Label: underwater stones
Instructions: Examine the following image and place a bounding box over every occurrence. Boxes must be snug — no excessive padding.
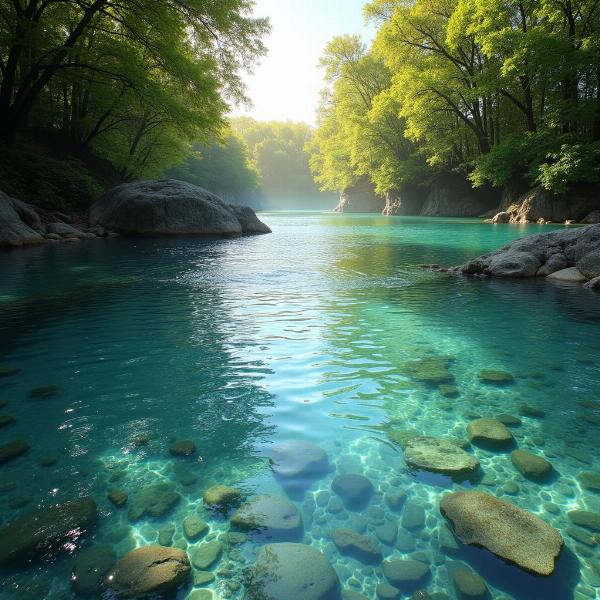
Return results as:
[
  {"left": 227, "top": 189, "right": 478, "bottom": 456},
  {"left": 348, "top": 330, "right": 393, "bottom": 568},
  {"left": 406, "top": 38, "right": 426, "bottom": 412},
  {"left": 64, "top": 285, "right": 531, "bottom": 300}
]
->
[
  {"left": 158, "top": 524, "right": 175, "bottom": 546},
  {"left": 438, "top": 525, "right": 460, "bottom": 554},
  {"left": 331, "top": 528, "right": 383, "bottom": 564},
  {"left": 376, "top": 583, "right": 400, "bottom": 599},
  {"left": 402, "top": 503, "right": 425, "bottom": 531},
  {"left": 403, "top": 436, "right": 479, "bottom": 477},
  {"left": 270, "top": 439, "right": 329, "bottom": 478},
  {"left": 568, "top": 511, "right": 600, "bottom": 532},
  {"left": 0, "top": 366, "right": 20, "bottom": 377},
  {"left": 495, "top": 414, "right": 522, "bottom": 427},
  {"left": 578, "top": 472, "right": 600, "bottom": 492},
  {"left": 0, "top": 497, "right": 97, "bottom": 565},
  {"left": 245, "top": 543, "right": 339, "bottom": 600},
  {"left": 183, "top": 515, "right": 208, "bottom": 541},
  {"left": 396, "top": 530, "right": 416, "bottom": 552},
  {"left": 71, "top": 545, "right": 116, "bottom": 596},
  {"left": 203, "top": 484, "right": 242, "bottom": 512},
  {"left": 108, "top": 489, "right": 128, "bottom": 507},
  {"left": 440, "top": 491, "right": 563, "bottom": 576},
  {"left": 375, "top": 521, "right": 398, "bottom": 545},
  {"left": 127, "top": 483, "right": 180, "bottom": 521},
  {"left": 169, "top": 440, "right": 196, "bottom": 457},
  {"left": 450, "top": 565, "right": 488, "bottom": 600},
  {"left": 0, "top": 439, "right": 29, "bottom": 464},
  {"left": 478, "top": 369, "right": 514, "bottom": 384},
  {"left": 511, "top": 450, "right": 553, "bottom": 480},
  {"left": 191, "top": 540, "right": 222, "bottom": 569},
  {"left": 107, "top": 545, "right": 190, "bottom": 598},
  {"left": 383, "top": 559, "right": 430, "bottom": 591},
  {"left": 0, "top": 415, "right": 15, "bottom": 428},
  {"left": 193, "top": 570, "right": 216, "bottom": 586},
  {"left": 331, "top": 474, "right": 373, "bottom": 510},
  {"left": 385, "top": 490, "right": 407, "bottom": 511},
  {"left": 438, "top": 384, "right": 459, "bottom": 398},
  {"left": 230, "top": 494, "right": 303, "bottom": 540},
  {"left": 518, "top": 404, "right": 546, "bottom": 418},
  {"left": 39, "top": 456, "right": 57, "bottom": 467},
  {"left": 28, "top": 385, "right": 60, "bottom": 399},
  {"left": 467, "top": 419, "right": 513, "bottom": 449},
  {"left": 132, "top": 434, "right": 149, "bottom": 446},
  {"left": 401, "top": 357, "right": 454, "bottom": 386}
]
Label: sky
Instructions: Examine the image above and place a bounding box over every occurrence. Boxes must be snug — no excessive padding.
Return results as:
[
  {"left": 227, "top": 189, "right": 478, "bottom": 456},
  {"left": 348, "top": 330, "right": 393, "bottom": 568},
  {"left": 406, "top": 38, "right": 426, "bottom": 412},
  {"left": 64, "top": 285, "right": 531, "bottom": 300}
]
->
[{"left": 230, "top": 0, "right": 375, "bottom": 125}]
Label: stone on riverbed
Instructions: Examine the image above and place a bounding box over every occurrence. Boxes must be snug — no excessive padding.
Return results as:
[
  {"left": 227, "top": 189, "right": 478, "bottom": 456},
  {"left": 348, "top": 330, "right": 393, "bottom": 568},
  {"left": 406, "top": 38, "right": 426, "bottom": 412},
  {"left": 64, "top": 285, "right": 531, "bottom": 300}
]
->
[
  {"left": 0, "top": 497, "right": 97, "bottom": 565},
  {"left": 270, "top": 440, "right": 329, "bottom": 478},
  {"left": 89, "top": 179, "right": 271, "bottom": 236},
  {"left": 448, "top": 562, "right": 488, "bottom": 600},
  {"left": 108, "top": 488, "right": 128, "bottom": 507},
  {"left": 183, "top": 515, "right": 208, "bottom": 541},
  {"left": 0, "top": 366, "right": 20, "bottom": 377},
  {"left": 467, "top": 419, "right": 513, "bottom": 449},
  {"left": 478, "top": 369, "right": 514, "bottom": 384},
  {"left": 568, "top": 510, "right": 600, "bottom": 532},
  {"left": 403, "top": 436, "right": 479, "bottom": 477},
  {"left": 203, "top": 484, "right": 242, "bottom": 512},
  {"left": 383, "top": 559, "right": 430, "bottom": 591},
  {"left": 71, "top": 546, "right": 116, "bottom": 595},
  {"left": 511, "top": 450, "right": 553, "bottom": 480},
  {"left": 107, "top": 545, "right": 190, "bottom": 598},
  {"left": 191, "top": 540, "right": 222, "bottom": 569},
  {"left": 332, "top": 474, "right": 374, "bottom": 509},
  {"left": 578, "top": 472, "right": 600, "bottom": 492},
  {"left": 331, "top": 528, "right": 383, "bottom": 564},
  {"left": 245, "top": 543, "right": 339, "bottom": 600},
  {"left": 0, "top": 415, "right": 15, "bottom": 428},
  {"left": 400, "top": 356, "right": 455, "bottom": 385},
  {"left": 440, "top": 491, "right": 563, "bottom": 575},
  {"left": 546, "top": 267, "right": 587, "bottom": 282},
  {"left": 230, "top": 494, "right": 303, "bottom": 540},
  {"left": 169, "top": 440, "right": 196, "bottom": 456},
  {"left": 128, "top": 483, "right": 180, "bottom": 521},
  {"left": 28, "top": 385, "right": 60, "bottom": 399},
  {"left": 0, "top": 439, "right": 30, "bottom": 464}
]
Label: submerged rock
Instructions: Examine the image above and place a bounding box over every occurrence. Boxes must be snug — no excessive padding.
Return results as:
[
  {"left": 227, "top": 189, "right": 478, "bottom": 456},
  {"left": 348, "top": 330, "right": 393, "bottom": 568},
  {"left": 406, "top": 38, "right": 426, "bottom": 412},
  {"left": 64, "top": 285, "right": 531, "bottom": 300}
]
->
[
  {"left": 331, "top": 528, "right": 383, "bottom": 564},
  {"left": 402, "top": 503, "right": 425, "bottom": 531},
  {"left": 246, "top": 543, "right": 339, "bottom": 600},
  {"left": 107, "top": 545, "right": 190, "bottom": 598},
  {"left": 90, "top": 179, "right": 270, "bottom": 236},
  {"left": 0, "top": 497, "right": 97, "bottom": 565},
  {"left": 28, "top": 385, "right": 60, "bottom": 399},
  {"left": 191, "top": 540, "right": 222, "bottom": 569},
  {"left": 511, "top": 450, "right": 553, "bottom": 480},
  {"left": 270, "top": 440, "right": 329, "bottom": 478},
  {"left": 331, "top": 474, "right": 373, "bottom": 509},
  {"left": 568, "top": 510, "right": 600, "bottom": 532},
  {"left": 0, "top": 366, "right": 20, "bottom": 377},
  {"left": 0, "top": 415, "right": 15, "bottom": 428},
  {"left": 108, "top": 489, "right": 128, "bottom": 507},
  {"left": 448, "top": 562, "right": 488, "bottom": 600},
  {"left": 440, "top": 491, "right": 563, "bottom": 575},
  {"left": 578, "top": 472, "right": 600, "bottom": 492},
  {"left": 400, "top": 356, "right": 454, "bottom": 385},
  {"left": 478, "top": 369, "right": 514, "bottom": 384},
  {"left": 230, "top": 494, "right": 303, "bottom": 540},
  {"left": 183, "top": 515, "right": 208, "bottom": 541},
  {"left": 169, "top": 440, "right": 196, "bottom": 456},
  {"left": 202, "top": 484, "right": 242, "bottom": 512},
  {"left": 71, "top": 545, "right": 116, "bottom": 596},
  {"left": 0, "top": 439, "right": 30, "bottom": 464},
  {"left": 403, "top": 436, "right": 479, "bottom": 477},
  {"left": 127, "top": 483, "right": 180, "bottom": 521},
  {"left": 467, "top": 419, "right": 513, "bottom": 449},
  {"left": 383, "top": 559, "right": 430, "bottom": 591}
]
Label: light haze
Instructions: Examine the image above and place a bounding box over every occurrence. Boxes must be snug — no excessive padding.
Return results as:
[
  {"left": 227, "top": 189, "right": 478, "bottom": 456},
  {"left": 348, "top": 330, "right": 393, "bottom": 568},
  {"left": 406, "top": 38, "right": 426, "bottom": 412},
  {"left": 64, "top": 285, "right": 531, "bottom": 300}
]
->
[{"left": 230, "top": 0, "right": 374, "bottom": 125}]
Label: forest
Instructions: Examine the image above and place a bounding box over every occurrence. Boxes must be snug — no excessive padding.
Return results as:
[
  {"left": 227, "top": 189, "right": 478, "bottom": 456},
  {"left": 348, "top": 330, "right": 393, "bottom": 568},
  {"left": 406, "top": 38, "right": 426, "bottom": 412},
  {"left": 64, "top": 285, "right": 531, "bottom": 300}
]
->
[{"left": 309, "top": 0, "right": 600, "bottom": 197}]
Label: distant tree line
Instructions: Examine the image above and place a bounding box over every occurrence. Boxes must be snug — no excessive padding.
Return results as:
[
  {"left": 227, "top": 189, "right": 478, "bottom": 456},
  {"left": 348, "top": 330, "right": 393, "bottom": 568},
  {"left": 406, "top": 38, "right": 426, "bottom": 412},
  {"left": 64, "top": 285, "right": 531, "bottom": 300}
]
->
[{"left": 309, "top": 0, "right": 600, "bottom": 195}]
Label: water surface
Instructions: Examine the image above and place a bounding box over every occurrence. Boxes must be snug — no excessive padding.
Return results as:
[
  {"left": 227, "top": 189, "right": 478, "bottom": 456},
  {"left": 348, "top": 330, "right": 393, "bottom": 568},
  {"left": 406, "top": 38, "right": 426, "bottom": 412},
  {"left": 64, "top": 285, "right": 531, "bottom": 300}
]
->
[{"left": 0, "top": 213, "right": 599, "bottom": 599}]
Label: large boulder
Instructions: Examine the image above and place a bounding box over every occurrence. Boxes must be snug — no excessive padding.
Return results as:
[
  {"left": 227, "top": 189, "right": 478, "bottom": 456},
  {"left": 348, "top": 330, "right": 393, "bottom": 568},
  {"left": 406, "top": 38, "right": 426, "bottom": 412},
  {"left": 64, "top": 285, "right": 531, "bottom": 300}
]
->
[
  {"left": 440, "top": 491, "right": 563, "bottom": 576},
  {"left": 245, "top": 543, "right": 340, "bottom": 600},
  {"left": 89, "top": 179, "right": 270, "bottom": 236},
  {"left": 331, "top": 474, "right": 373, "bottom": 509},
  {"left": 270, "top": 440, "right": 329, "bottom": 478},
  {"left": 0, "top": 191, "right": 45, "bottom": 247},
  {"left": 0, "top": 497, "right": 97, "bottom": 565},
  {"left": 460, "top": 223, "right": 600, "bottom": 278},
  {"left": 467, "top": 419, "right": 513, "bottom": 449},
  {"left": 331, "top": 528, "right": 383, "bottom": 564},
  {"left": 403, "top": 436, "right": 479, "bottom": 477},
  {"left": 127, "top": 483, "right": 180, "bottom": 521},
  {"left": 107, "top": 545, "right": 190, "bottom": 598},
  {"left": 577, "top": 250, "right": 600, "bottom": 279},
  {"left": 230, "top": 494, "right": 303, "bottom": 540}
]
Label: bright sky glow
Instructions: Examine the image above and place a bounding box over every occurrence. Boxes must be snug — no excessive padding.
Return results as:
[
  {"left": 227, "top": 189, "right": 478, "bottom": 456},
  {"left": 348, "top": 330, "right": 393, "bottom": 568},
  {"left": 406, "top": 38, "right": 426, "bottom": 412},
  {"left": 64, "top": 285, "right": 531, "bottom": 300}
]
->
[{"left": 230, "top": 0, "right": 375, "bottom": 125}]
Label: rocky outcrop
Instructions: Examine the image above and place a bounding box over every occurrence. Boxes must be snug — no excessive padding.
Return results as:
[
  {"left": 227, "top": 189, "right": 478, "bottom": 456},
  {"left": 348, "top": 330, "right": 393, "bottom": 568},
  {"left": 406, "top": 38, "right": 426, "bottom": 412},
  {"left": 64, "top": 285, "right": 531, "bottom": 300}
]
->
[
  {"left": 490, "top": 184, "right": 600, "bottom": 224},
  {"left": 440, "top": 491, "right": 563, "bottom": 576},
  {"left": 460, "top": 223, "right": 600, "bottom": 280},
  {"left": 90, "top": 179, "right": 270, "bottom": 235},
  {"left": 335, "top": 177, "right": 385, "bottom": 213},
  {"left": 383, "top": 184, "right": 422, "bottom": 215},
  {"left": 0, "top": 191, "right": 45, "bottom": 247}
]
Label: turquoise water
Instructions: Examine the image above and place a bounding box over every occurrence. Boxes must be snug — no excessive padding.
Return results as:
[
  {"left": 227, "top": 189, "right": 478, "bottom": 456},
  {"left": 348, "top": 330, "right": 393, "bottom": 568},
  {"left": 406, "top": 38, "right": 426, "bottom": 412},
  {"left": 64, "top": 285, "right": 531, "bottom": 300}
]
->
[{"left": 0, "top": 212, "right": 599, "bottom": 600}]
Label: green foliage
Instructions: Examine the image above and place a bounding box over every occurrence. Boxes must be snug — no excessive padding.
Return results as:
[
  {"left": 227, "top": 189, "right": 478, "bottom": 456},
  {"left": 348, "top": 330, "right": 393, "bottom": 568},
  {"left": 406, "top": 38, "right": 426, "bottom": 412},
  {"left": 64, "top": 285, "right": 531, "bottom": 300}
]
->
[
  {"left": 537, "top": 143, "right": 600, "bottom": 193},
  {"left": 0, "top": 0, "right": 269, "bottom": 202},
  {"left": 0, "top": 144, "right": 102, "bottom": 210},
  {"left": 166, "top": 130, "right": 259, "bottom": 198}
]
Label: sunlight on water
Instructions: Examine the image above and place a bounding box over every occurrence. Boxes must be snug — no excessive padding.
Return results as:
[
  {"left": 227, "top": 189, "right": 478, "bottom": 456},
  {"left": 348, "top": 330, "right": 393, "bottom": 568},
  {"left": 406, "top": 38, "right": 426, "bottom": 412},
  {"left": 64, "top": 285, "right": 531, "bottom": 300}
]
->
[{"left": 0, "top": 213, "right": 599, "bottom": 599}]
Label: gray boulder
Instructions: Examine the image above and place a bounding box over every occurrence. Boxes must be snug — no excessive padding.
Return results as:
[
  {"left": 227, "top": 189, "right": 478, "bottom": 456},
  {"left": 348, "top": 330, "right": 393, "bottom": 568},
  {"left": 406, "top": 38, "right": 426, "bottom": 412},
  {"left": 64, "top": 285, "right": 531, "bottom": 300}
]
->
[
  {"left": 577, "top": 250, "right": 600, "bottom": 279},
  {"left": 46, "top": 222, "right": 94, "bottom": 239},
  {"left": 89, "top": 179, "right": 270, "bottom": 236},
  {"left": 0, "top": 191, "right": 44, "bottom": 247},
  {"left": 0, "top": 497, "right": 97, "bottom": 565},
  {"left": 460, "top": 223, "right": 600, "bottom": 278},
  {"left": 270, "top": 440, "right": 329, "bottom": 478},
  {"left": 245, "top": 543, "right": 340, "bottom": 600},
  {"left": 584, "top": 275, "right": 600, "bottom": 290},
  {"left": 582, "top": 209, "right": 600, "bottom": 224}
]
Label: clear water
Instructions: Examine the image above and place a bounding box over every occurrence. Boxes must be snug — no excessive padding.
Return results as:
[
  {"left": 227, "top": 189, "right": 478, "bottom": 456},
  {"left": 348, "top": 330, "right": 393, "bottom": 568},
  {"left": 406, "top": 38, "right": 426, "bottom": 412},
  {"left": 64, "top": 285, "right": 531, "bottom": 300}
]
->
[{"left": 0, "top": 212, "right": 599, "bottom": 600}]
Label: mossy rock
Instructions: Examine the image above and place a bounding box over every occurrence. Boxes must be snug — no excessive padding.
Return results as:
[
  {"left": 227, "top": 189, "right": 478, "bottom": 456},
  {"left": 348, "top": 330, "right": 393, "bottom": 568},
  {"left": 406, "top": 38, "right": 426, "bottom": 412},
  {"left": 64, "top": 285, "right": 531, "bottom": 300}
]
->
[
  {"left": 128, "top": 483, "right": 180, "bottom": 521},
  {"left": 467, "top": 419, "right": 513, "bottom": 450},
  {"left": 191, "top": 540, "right": 222, "bottom": 570},
  {"left": 202, "top": 484, "right": 242, "bottom": 512},
  {"left": 403, "top": 436, "right": 479, "bottom": 478},
  {"left": 169, "top": 440, "right": 196, "bottom": 457},
  {"left": 108, "top": 489, "right": 128, "bottom": 507},
  {"left": 478, "top": 370, "right": 514, "bottom": 385},
  {"left": 578, "top": 472, "right": 600, "bottom": 492},
  {"left": 400, "top": 357, "right": 455, "bottom": 386},
  {"left": 510, "top": 450, "right": 553, "bottom": 481}
]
